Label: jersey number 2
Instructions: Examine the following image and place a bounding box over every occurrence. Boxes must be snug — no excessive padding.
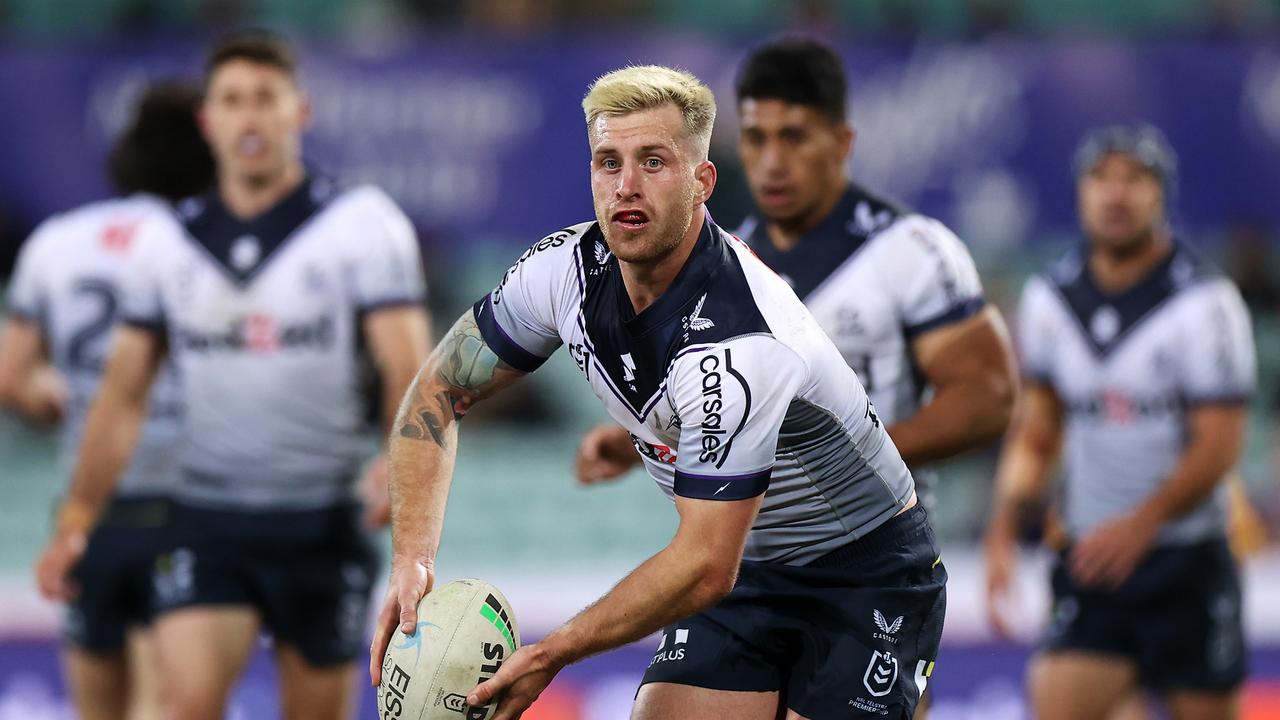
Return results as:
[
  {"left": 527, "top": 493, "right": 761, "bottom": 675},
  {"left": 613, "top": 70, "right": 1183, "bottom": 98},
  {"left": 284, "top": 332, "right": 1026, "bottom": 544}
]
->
[{"left": 67, "top": 279, "right": 118, "bottom": 372}]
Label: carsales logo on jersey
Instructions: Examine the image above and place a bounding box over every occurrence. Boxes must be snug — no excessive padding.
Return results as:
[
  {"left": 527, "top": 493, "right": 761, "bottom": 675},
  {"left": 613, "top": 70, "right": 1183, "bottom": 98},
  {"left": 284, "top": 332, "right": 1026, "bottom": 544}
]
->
[{"left": 173, "top": 314, "right": 335, "bottom": 353}]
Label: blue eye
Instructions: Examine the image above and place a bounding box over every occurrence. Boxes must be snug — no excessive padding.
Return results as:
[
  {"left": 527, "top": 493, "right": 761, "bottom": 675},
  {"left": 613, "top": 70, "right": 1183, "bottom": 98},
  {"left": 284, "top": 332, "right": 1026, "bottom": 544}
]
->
[
  {"left": 645, "top": 158, "right": 663, "bottom": 168},
  {"left": 603, "top": 158, "right": 619, "bottom": 170}
]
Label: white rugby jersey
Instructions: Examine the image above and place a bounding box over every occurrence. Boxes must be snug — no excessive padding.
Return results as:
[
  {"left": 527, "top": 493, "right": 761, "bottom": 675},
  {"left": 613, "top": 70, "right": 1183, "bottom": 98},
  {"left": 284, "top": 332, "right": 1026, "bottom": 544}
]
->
[
  {"left": 738, "top": 184, "right": 985, "bottom": 497},
  {"left": 1018, "top": 243, "right": 1255, "bottom": 546},
  {"left": 5, "top": 195, "right": 182, "bottom": 496},
  {"left": 118, "top": 177, "right": 426, "bottom": 511},
  {"left": 475, "top": 216, "right": 916, "bottom": 565}
]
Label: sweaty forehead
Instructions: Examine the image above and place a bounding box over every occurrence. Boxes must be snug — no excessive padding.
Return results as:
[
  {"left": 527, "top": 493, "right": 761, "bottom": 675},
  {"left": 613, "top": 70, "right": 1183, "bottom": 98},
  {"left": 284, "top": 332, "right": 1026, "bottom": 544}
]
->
[{"left": 589, "top": 105, "right": 686, "bottom": 153}]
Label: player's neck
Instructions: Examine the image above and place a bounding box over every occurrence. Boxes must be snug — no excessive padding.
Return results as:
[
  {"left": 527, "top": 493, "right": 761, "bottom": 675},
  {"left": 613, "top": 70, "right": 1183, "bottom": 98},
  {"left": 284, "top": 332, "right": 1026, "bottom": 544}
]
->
[
  {"left": 1088, "top": 231, "right": 1173, "bottom": 294},
  {"left": 218, "top": 163, "right": 306, "bottom": 220},
  {"left": 619, "top": 207, "right": 706, "bottom": 315},
  {"left": 765, "top": 179, "right": 848, "bottom": 252}
]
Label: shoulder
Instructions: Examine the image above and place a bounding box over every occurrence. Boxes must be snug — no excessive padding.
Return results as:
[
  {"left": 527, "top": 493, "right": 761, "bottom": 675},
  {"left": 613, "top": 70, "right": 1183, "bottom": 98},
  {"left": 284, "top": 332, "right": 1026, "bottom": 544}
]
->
[
  {"left": 519, "top": 221, "right": 598, "bottom": 268},
  {"left": 323, "top": 182, "right": 406, "bottom": 221},
  {"left": 867, "top": 210, "right": 972, "bottom": 267},
  {"left": 493, "top": 221, "right": 596, "bottom": 299}
]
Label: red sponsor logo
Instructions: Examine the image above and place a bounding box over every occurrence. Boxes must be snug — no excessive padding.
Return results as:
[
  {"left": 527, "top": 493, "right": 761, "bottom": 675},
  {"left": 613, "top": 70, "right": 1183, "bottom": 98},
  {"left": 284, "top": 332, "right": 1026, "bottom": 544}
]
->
[{"left": 101, "top": 222, "right": 138, "bottom": 253}]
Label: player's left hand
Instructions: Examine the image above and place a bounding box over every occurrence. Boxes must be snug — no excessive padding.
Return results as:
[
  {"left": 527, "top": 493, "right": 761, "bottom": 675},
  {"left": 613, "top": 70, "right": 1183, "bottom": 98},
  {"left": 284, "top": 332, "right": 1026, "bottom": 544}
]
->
[
  {"left": 1069, "top": 512, "right": 1159, "bottom": 589},
  {"left": 467, "top": 643, "right": 562, "bottom": 720}
]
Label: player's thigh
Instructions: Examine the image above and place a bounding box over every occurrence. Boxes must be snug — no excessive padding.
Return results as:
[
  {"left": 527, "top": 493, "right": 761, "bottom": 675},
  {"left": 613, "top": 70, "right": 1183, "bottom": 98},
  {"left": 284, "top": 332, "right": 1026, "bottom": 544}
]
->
[
  {"left": 276, "top": 643, "right": 360, "bottom": 720},
  {"left": 1164, "top": 689, "right": 1241, "bottom": 720},
  {"left": 913, "top": 691, "right": 931, "bottom": 720},
  {"left": 633, "top": 682, "right": 780, "bottom": 720},
  {"left": 153, "top": 606, "right": 260, "bottom": 720},
  {"left": 123, "top": 627, "right": 164, "bottom": 720},
  {"left": 62, "top": 647, "right": 129, "bottom": 720},
  {"left": 1029, "top": 651, "right": 1139, "bottom": 720}
]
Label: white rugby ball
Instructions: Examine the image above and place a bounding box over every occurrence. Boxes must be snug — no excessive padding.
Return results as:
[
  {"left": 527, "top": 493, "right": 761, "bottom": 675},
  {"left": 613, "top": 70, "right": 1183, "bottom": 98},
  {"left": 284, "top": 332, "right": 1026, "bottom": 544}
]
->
[{"left": 378, "top": 579, "right": 520, "bottom": 720}]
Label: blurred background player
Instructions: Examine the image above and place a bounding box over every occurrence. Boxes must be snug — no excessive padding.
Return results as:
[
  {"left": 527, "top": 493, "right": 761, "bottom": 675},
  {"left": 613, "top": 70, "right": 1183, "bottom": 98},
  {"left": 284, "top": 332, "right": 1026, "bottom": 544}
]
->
[
  {"left": 984, "top": 125, "right": 1256, "bottom": 720},
  {"left": 0, "top": 81, "right": 213, "bottom": 720},
  {"left": 34, "top": 30, "right": 431, "bottom": 720}
]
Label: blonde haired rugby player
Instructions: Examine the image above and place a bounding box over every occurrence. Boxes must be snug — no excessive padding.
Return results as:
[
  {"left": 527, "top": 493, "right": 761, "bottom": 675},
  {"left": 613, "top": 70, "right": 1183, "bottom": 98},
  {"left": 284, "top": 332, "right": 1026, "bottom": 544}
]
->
[{"left": 371, "top": 65, "right": 947, "bottom": 720}]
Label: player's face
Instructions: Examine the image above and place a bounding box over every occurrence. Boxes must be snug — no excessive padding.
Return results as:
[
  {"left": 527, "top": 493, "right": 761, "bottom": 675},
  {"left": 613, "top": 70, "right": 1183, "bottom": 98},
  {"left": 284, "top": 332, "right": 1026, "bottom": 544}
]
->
[
  {"left": 1078, "top": 152, "right": 1165, "bottom": 254},
  {"left": 738, "top": 98, "right": 852, "bottom": 228},
  {"left": 202, "top": 60, "right": 309, "bottom": 186},
  {"left": 589, "top": 104, "right": 714, "bottom": 265}
]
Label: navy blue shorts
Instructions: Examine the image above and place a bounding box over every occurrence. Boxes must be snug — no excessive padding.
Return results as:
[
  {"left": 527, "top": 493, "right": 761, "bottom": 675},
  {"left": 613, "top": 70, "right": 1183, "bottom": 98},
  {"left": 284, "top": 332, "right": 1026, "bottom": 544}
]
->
[
  {"left": 64, "top": 496, "right": 173, "bottom": 654},
  {"left": 641, "top": 506, "right": 947, "bottom": 719},
  {"left": 152, "top": 500, "right": 379, "bottom": 667},
  {"left": 1043, "top": 538, "right": 1246, "bottom": 692}
]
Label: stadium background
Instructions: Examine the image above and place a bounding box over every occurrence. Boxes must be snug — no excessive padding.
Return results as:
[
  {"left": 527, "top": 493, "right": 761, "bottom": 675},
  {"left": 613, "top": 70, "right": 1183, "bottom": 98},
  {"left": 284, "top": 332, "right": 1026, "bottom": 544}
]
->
[{"left": 1, "top": 1, "right": 1279, "bottom": 717}]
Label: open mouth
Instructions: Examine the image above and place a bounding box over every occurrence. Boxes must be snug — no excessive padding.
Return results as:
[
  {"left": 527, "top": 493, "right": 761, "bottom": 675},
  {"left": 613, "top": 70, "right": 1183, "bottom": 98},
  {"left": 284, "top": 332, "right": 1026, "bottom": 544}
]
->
[{"left": 612, "top": 209, "right": 650, "bottom": 230}]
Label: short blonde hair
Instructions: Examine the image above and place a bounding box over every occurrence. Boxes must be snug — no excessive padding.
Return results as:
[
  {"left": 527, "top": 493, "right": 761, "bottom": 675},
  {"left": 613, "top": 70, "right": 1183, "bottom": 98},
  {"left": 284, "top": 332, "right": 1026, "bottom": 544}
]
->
[{"left": 582, "top": 65, "right": 717, "bottom": 159}]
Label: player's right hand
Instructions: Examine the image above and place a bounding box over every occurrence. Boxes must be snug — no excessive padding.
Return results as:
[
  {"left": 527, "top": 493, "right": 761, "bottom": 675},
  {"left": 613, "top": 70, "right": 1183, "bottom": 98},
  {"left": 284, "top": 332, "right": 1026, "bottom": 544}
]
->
[
  {"left": 34, "top": 529, "right": 86, "bottom": 601},
  {"left": 370, "top": 559, "right": 434, "bottom": 686},
  {"left": 575, "top": 424, "right": 641, "bottom": 485},
  {"left": 982, "top": 529, "right": 1018, "bottom": 640}
]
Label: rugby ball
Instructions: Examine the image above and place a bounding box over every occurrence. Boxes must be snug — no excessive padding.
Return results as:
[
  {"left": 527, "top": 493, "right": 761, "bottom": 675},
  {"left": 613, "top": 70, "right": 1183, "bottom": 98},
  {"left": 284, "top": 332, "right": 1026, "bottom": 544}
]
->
[{"left": 378, "top": 579, "right": 520, "bottom": 720}]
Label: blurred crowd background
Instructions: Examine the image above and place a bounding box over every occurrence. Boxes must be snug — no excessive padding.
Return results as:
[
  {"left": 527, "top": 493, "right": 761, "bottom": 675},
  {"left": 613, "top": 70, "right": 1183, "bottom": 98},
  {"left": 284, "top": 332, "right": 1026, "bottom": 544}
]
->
[{"left": 1, "top": 1, "right": 1279, "bottom": 717}]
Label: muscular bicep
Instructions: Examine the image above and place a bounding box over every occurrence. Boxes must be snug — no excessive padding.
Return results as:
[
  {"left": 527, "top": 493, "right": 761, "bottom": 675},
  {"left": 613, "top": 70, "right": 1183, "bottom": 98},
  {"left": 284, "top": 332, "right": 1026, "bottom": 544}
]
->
[
  {"left": 911, "top": 305, "right": 1017, "bottom": 398},
  {"left": 672, "top": 493, "right": 764, "bottom": 577},
  {"left": 393, "top": 311, "right": 527, "bottom": 444}
]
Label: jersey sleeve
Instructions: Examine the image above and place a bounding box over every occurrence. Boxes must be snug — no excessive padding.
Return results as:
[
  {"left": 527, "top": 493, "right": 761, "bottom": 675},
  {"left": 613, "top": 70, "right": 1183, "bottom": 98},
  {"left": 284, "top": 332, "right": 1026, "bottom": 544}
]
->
[
  {"left": 5, "top": 224, "right": 50, "bottom": 322},
  {"left": 1178, "top": 280, "right": 1255, "bottom": 404},
  {"left": 471, "top": 227, "right": 582, "bottom": 373},
  {"left": 668, "top": 336, "right": 807, "bottom": 501},
  {"left": 117, "top": 216, "right": 169, "bottom": 332},
  {"left": 350, "top": 189, "right": 427, "bottom": 311},
  {"left": 1014, "top": 277, "right": 1056, "bottom": 385},
  {"left": 892, "top": 218, "right": 986, "bottom": 337}
]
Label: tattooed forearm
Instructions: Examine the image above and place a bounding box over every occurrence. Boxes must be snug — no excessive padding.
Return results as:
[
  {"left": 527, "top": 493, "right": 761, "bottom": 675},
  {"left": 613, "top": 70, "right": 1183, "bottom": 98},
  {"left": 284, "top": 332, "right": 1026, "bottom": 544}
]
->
[{"left": 393, "top": 313, "right": 513, "bottom": 446}]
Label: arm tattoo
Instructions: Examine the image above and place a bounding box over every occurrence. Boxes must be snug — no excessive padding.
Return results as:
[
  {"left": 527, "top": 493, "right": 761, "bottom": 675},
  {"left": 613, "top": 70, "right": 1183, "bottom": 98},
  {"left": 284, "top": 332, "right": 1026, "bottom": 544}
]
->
[
  {"left": 438, "top": 317, "right": 501, "bottom": 391},
  {"left": 395, "top": 314, "right": 507, "bottom": 447}
]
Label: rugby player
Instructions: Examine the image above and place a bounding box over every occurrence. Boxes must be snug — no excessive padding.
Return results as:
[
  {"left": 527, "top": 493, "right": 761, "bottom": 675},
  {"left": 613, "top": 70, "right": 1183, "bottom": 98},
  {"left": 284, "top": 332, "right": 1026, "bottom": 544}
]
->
[
  {"left": 35, "top": 31, "right": 431, "bottom": 720},
  {"left": 984, "top": 125, "right": 1255, "bottom": 720},
  {"left": 2, "top": 81, "right": 213, "bottom": 720},
  {"left": 372, "top": 65, "right": 946, "bottom": 720}
]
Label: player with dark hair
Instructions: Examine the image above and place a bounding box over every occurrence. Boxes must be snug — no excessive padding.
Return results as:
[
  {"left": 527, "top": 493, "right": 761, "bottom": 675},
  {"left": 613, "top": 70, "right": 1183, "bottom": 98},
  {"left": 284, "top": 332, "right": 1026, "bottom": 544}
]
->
[
  {"left": 1, "top": 80, "right": 212, "bottom": 720},
  {"left": 34, "top": 30, "right": 432, "bottom": 720},
  {"left": 985, "top": 125, "right": 1255, "bottom": 720}
]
